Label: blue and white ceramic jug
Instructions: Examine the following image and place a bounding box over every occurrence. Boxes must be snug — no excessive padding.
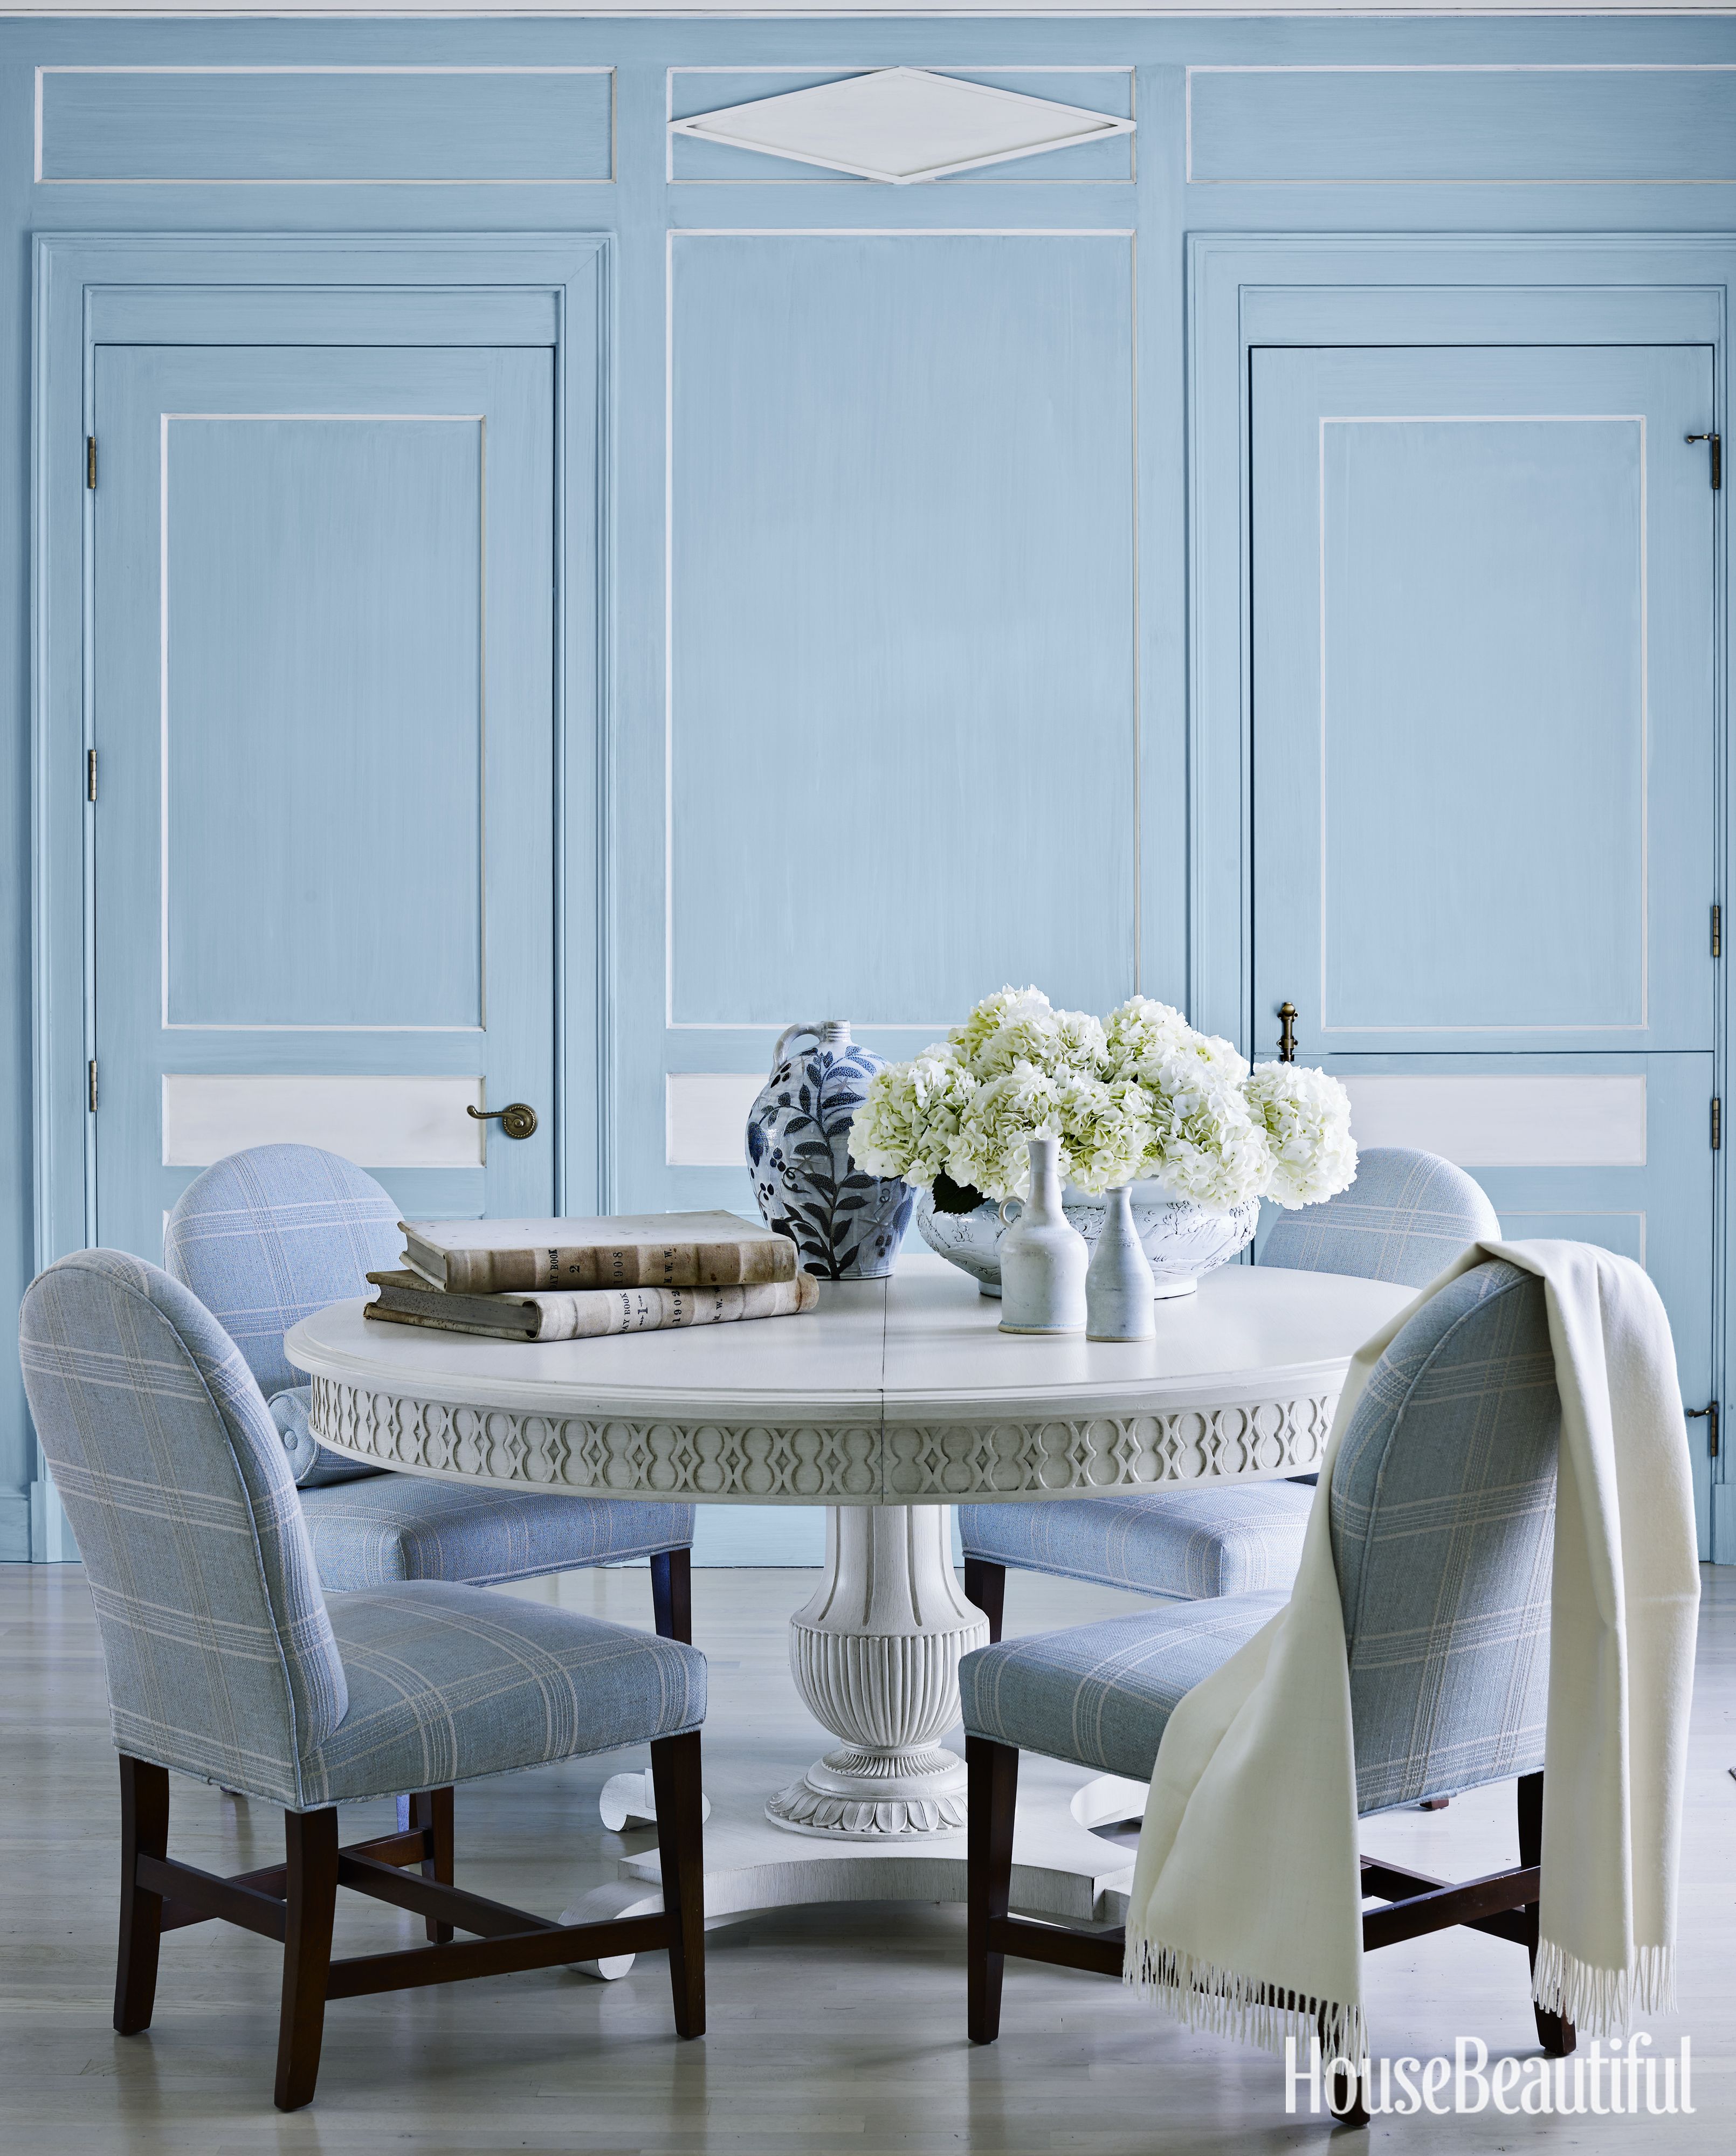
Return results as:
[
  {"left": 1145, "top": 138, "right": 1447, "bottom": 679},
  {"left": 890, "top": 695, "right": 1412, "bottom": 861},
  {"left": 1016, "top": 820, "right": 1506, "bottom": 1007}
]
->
[{"left": 745, "top": 1020, "right": 914, "bottom": 1280}]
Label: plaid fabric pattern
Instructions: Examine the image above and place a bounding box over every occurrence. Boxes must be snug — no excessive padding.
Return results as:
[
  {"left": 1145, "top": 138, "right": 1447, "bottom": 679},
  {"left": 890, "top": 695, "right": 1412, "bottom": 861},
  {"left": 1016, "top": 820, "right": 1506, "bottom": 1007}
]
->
[
  {"left": 959, "top": 1593, "right": 1289, "bottom": 1783},
  {"left": 959, "top": 1483, "right": 1313, "bottom": 1599},
  {"left": 19, "top": 1251, "right": 708, "bottom": 1812},
  {"left": 1262, "top": 1146, "right": 1500, "bottom": 1289},
  {"left": 166, "top": 1143, "right": 695, "bottom": 1561},
  {"left": 1332, "top": 1259, "right": 1557, "bottom": 1811},
  {"left": 305, "top": 1580, "right": 706, "bottom": 1805},
  {"left": 165, "top": 1144, "right": 402, "bottom": 1487},
  {"left": 19, "top": 1250, "right": 349, "bottom": 1803},
  {"left": 300, "top": 1470, "right": 698, "bottom": 1591},
  {"left": 164, "top": 1145, "right": 405, "bottom": 1398},
  {"left": 959, "top": 1258, "right": 1560, "bottom": 1818},
  {"left": 958, "top": 1149, "right": 1500, "bottom": 1605}
]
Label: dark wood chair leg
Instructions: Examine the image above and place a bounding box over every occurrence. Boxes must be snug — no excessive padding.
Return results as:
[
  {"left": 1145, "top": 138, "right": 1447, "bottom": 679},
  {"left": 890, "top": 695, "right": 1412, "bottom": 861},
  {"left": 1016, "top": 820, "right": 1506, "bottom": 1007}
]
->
[
  {"left": 114, "top": 1756, "right": 170, "bottom": 2036},
  {"left": 410, "top": 1788, "right": 455, "bottom": 1945},
  {"left": 963, "top": 1558, "right": 1007, "bottom": 1646},
  {"left": 1517, "top": 1771, "right": 1575, "bottom": 2057},
  {"left": 967, "top": 1736, "right": 1018, "bottom": 2043},
  {"left": 274, "top": 1806, "right": 340, "bottom": 2112},
  {"left": 649, "top": 1730, "right": 706, "bottom": 2038},
  {"left": 651, "top": 1548, "right": 693, "bottom": 1644}
]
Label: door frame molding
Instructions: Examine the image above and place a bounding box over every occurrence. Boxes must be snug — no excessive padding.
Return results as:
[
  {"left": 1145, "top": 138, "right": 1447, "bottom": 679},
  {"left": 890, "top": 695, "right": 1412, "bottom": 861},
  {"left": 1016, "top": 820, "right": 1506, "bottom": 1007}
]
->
[
  {"left": 30, "top": 231, "right": 608, "bottom": 1554},
  {"left": 1186, "top": 230, "right": 1732, "bottom": 1555}
]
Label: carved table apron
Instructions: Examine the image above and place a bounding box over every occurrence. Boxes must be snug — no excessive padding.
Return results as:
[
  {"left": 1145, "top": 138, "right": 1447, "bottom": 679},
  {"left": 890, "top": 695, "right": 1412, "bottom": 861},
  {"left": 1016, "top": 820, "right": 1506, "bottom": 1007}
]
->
[{"left": 287, "top": 1254, "right": 1408, "bottom": 1971}]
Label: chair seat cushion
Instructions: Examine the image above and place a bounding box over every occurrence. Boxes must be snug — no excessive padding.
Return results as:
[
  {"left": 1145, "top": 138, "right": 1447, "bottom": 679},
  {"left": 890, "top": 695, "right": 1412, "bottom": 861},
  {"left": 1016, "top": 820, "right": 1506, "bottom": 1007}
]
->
[
  {"left": 959, "top": 1483, "right": 1315, "bottom": 1600},
  {"left": 301, "top": 1580, "right": 706, "bottom": 1807},
  {"left": 959, "top": 1592, "right": 1287, "bottom": 1784},
  {"left": 297, "top": 1475, "right": 695, "bottom": 1593}
]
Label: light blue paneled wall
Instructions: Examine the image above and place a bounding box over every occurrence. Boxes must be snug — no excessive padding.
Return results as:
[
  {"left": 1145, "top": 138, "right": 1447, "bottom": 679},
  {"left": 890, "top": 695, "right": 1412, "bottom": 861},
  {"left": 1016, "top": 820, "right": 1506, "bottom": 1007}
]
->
[
  {"left": 669, "top": 231, "right": 1136, "bottom": 1028},
  {"left": 4, "top": 10, "right": 1735, "bottom": 1560}
]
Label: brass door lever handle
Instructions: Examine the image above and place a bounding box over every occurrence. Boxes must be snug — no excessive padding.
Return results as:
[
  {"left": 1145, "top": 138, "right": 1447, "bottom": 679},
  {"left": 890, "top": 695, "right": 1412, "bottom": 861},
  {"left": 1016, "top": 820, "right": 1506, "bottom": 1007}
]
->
[{"left": 469, "top": 1102, "right": 539, "bottom": 1141}]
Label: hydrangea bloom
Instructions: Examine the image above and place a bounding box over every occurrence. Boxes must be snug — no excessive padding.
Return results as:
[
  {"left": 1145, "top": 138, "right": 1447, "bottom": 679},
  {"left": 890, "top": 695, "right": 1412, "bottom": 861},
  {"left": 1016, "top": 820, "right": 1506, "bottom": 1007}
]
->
[
  {"left": 948, "top": 1062, "right": 1065, "bottom": 1203},
  {"left": 1245, "top": 1061, "right": 1358, "bottom": 1208},
  {"left": 1056, "top": 1076, "right": 1152, "bottom": 1195},
  {"left": 1135, "top": 1048, "right": 1272, "bottom": 1212},
  {"left": 1050, "top": 1009, "right": 1110, "bottom": 1077},
  {"left": 1104, "top": 996, "right": 1195, "bottom": 1074},
  {"left": 973, "top": 1008, "right": 1065, "bottom": 1082},
  {"left": 948, "top": 986, "right": 1051, "bottom": 1071},
  {"left": 848, "top": 1047, "right": 978, "bottom": 1189}
]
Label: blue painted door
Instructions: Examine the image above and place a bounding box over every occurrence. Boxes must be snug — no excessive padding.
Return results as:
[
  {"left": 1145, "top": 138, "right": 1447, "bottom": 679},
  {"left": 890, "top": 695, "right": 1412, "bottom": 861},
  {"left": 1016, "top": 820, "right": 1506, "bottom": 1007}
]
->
[
  {"left": 1251, "top": 344, "right": 1718, "bottom": 1550},
  {"left": 92, "top": 345, "right": 556, "bottom": 1257}
]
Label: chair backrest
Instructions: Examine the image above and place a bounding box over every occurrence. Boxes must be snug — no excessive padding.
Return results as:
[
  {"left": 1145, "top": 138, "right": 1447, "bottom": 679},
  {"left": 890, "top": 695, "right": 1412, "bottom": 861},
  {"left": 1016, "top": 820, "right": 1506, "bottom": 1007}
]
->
[
  {"left": 1331, "top": 1259, "right": 1558, "bottom": 1813},
  {"left": 1262, "top": 1145, "right": 1500, "bottom": 1289},
  {"left": 164, "top": 1145, "right": 402, "bottom": 1395},
  {"left": 19, "top": 1249, "right": 347, "bottom": 1807}
]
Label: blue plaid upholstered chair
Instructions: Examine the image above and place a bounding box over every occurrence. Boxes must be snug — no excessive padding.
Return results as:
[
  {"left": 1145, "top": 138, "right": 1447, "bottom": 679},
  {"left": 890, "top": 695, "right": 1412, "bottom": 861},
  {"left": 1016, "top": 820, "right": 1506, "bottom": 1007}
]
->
[
  {"left": 957, "top": 1149, "right": 1499, "bottom": 1639},
  {"left": 163, "top": 1146, "right": 696, "bottom": 1639},
  {"left": 19, "top": 1249, "right": 707, "bottom": 2112},
  {"left": 958, "top": 1257, "right": 1573, "bottom": 2116}
]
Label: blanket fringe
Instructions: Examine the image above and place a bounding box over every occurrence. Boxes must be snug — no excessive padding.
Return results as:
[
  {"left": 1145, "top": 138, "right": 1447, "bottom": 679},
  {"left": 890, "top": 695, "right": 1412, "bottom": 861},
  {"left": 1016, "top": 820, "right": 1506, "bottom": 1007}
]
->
[
  {"left": 1124, "top": 1933, "right": 1367, "bottom": 2065},
  {"left": 1533, "top": 1939, "right": 1676, "bottom": 2037}
]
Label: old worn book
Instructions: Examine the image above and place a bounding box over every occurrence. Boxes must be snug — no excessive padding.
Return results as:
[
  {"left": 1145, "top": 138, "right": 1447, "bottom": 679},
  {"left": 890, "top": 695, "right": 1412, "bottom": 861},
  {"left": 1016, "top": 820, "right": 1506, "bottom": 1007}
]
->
[
  {"left": 364, "top": 1268, "right": 819, "bottom": 1343},
  {"left": 397, "top": 1211, "right": 798, "bottom": 1296}
]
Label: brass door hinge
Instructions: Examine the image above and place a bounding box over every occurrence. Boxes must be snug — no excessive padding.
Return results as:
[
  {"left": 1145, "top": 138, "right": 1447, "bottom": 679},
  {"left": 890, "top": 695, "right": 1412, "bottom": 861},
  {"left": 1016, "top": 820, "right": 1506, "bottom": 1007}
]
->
[
  {"left": 1686, "top": 431, "right": 1721, "bottom": 490},
  {"left": 1714, "top": 903, "right": 1723, "bottom": 959},
  {"left": 87, "top": 1060, "right": 98, "bottom": 1112},
  {"left": 86, "top": 436, "right": 96, "bottom": 491},
  {"left": 1686, "top": 1401, "right": 1720, "bottom": 1460},
  {"left": 1713, "top": 1097, "right": 1721, "bottom": 1151},
  {"left": 86, "top": 749, "right": 97, "bottom": 804}
]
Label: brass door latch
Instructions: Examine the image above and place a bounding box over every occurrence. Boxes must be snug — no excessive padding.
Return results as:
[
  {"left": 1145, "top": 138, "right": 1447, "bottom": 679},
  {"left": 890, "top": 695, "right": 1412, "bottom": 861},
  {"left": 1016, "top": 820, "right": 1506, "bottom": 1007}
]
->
[
  {"left": 468, "top": 1101, "right": 539, "bottom": 1141},
  {"left": 1277, "top": 1003, "right": 1299, "bottom": 1064}
]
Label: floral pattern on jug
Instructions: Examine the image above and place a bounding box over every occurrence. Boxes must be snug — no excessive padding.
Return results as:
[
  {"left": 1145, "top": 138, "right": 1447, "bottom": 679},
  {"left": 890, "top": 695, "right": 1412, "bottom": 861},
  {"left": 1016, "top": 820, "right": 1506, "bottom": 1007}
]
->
[{"left": 746, "top": 1021, "right": 915, "bottom": 1280}]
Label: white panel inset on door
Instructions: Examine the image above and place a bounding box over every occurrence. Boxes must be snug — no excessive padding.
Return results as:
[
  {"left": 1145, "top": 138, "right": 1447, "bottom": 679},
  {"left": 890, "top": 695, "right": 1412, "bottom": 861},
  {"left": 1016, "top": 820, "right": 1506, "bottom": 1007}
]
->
[
  {"left": 1343, "top": 1074, "right": 1646, "bottom": 1167},
  {"left": 666, "top": 1073, "right": 762, "bottom": 1167},
  {"left": 163, "top": 1074, "right": 485, "bottom": 1168}
]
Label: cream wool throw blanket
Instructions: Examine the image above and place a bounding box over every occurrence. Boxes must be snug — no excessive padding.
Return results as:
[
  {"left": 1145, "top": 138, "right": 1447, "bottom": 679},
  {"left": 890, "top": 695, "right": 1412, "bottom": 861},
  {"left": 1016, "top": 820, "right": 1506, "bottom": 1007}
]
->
[{"left": 1123, "top": 1240, "right": 1700, "bottom": 2060}]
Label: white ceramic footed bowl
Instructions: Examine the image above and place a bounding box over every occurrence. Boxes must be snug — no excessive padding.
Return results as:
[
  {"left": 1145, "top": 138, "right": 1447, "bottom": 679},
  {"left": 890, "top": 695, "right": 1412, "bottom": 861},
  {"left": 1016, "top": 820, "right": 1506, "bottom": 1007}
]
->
[{"left": 914, "top": 1183, "right": 1259, "bottom": 1300}]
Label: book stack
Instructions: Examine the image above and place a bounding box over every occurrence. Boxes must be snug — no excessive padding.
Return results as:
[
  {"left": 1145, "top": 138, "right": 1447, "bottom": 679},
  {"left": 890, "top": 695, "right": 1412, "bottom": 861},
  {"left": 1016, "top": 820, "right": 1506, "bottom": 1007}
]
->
[{"left": 365, "top": 1211, "right": 817, "bottom": 1343}]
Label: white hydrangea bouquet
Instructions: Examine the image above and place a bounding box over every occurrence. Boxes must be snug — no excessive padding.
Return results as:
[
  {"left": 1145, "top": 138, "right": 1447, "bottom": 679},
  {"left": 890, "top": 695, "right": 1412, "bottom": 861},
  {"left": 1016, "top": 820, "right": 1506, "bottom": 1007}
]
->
[{"left": 849, "top": 985, "right": 1356, "bottom": 1218}]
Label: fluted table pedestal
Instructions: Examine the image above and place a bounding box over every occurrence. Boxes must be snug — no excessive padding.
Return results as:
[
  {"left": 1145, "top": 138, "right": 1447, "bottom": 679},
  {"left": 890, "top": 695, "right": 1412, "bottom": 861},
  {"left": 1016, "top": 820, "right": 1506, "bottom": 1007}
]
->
[{"left": 766, "top": 1503, "right": 988, "bottom": 1839}]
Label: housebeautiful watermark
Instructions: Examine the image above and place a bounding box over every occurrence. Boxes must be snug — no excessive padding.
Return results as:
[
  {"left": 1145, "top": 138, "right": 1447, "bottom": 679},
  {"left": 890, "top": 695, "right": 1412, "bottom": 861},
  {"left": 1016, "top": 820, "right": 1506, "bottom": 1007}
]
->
[{"left": 1284, "top": 2034, "right": 1696, "bottom": 2117}]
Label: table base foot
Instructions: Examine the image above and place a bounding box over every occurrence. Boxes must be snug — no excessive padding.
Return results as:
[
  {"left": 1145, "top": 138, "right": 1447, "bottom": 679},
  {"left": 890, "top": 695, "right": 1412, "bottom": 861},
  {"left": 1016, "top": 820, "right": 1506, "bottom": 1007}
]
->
[
  {"left": 598, "top": 1770, "right": 712, "bottom": 1834},
  {"left": 562, "top": 1756, "right": 1138, "bottom": 1979}
]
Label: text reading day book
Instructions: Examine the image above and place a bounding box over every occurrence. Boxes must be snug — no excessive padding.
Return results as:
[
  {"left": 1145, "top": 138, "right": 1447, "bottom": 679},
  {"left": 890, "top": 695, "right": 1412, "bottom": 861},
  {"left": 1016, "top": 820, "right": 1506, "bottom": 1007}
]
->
[
  {"left": 364, "top": 1269, "right": 819, "bottom": 1343},
  {"left": 398, "top": 1211, "right": 797, "bottom": 1296}
]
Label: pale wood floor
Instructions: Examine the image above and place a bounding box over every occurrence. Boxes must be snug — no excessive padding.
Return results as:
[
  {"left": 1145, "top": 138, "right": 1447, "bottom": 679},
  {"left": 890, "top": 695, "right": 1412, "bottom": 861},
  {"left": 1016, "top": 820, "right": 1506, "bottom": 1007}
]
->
[{"left": 2, "top": 1559, "right": 1731, "bottom": 2154}]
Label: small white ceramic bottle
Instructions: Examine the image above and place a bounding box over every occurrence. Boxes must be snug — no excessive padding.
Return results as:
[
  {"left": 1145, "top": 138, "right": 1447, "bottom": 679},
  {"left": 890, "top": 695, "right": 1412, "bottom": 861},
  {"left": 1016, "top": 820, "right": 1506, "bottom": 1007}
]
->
[
  {"left": 998, "top": 1135, "right": 1088, "bottom": 1334},
  {"left": 1085, "top": 1183, "right": 1157, "bottom": 1342}
]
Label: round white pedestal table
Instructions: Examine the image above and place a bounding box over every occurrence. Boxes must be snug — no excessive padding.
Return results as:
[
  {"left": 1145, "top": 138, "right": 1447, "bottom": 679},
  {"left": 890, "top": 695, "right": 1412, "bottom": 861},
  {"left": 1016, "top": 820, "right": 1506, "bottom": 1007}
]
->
[{"left": 286, "top": 1254, "right": 1408, "bottom": 1968}]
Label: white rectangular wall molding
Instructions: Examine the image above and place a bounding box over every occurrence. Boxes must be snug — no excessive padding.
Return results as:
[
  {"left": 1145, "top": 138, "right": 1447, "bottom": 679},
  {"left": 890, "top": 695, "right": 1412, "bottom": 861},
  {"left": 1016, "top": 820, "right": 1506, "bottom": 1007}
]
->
[
  {"left": 37, "top": 67, "right": 615, "bottom": 185},
  {"left": 1342, "top": 1073, "right": 1647, "bottom": 1166},
  {"left": 163, "top": 1074, "right": 485, "bottom": 1168},
  {"left": 1186, "top": 66, "right": 1736, "bottom": 186},
  {"left": 666, "top": 1073, "right": 762, "bottom": 1167}
]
